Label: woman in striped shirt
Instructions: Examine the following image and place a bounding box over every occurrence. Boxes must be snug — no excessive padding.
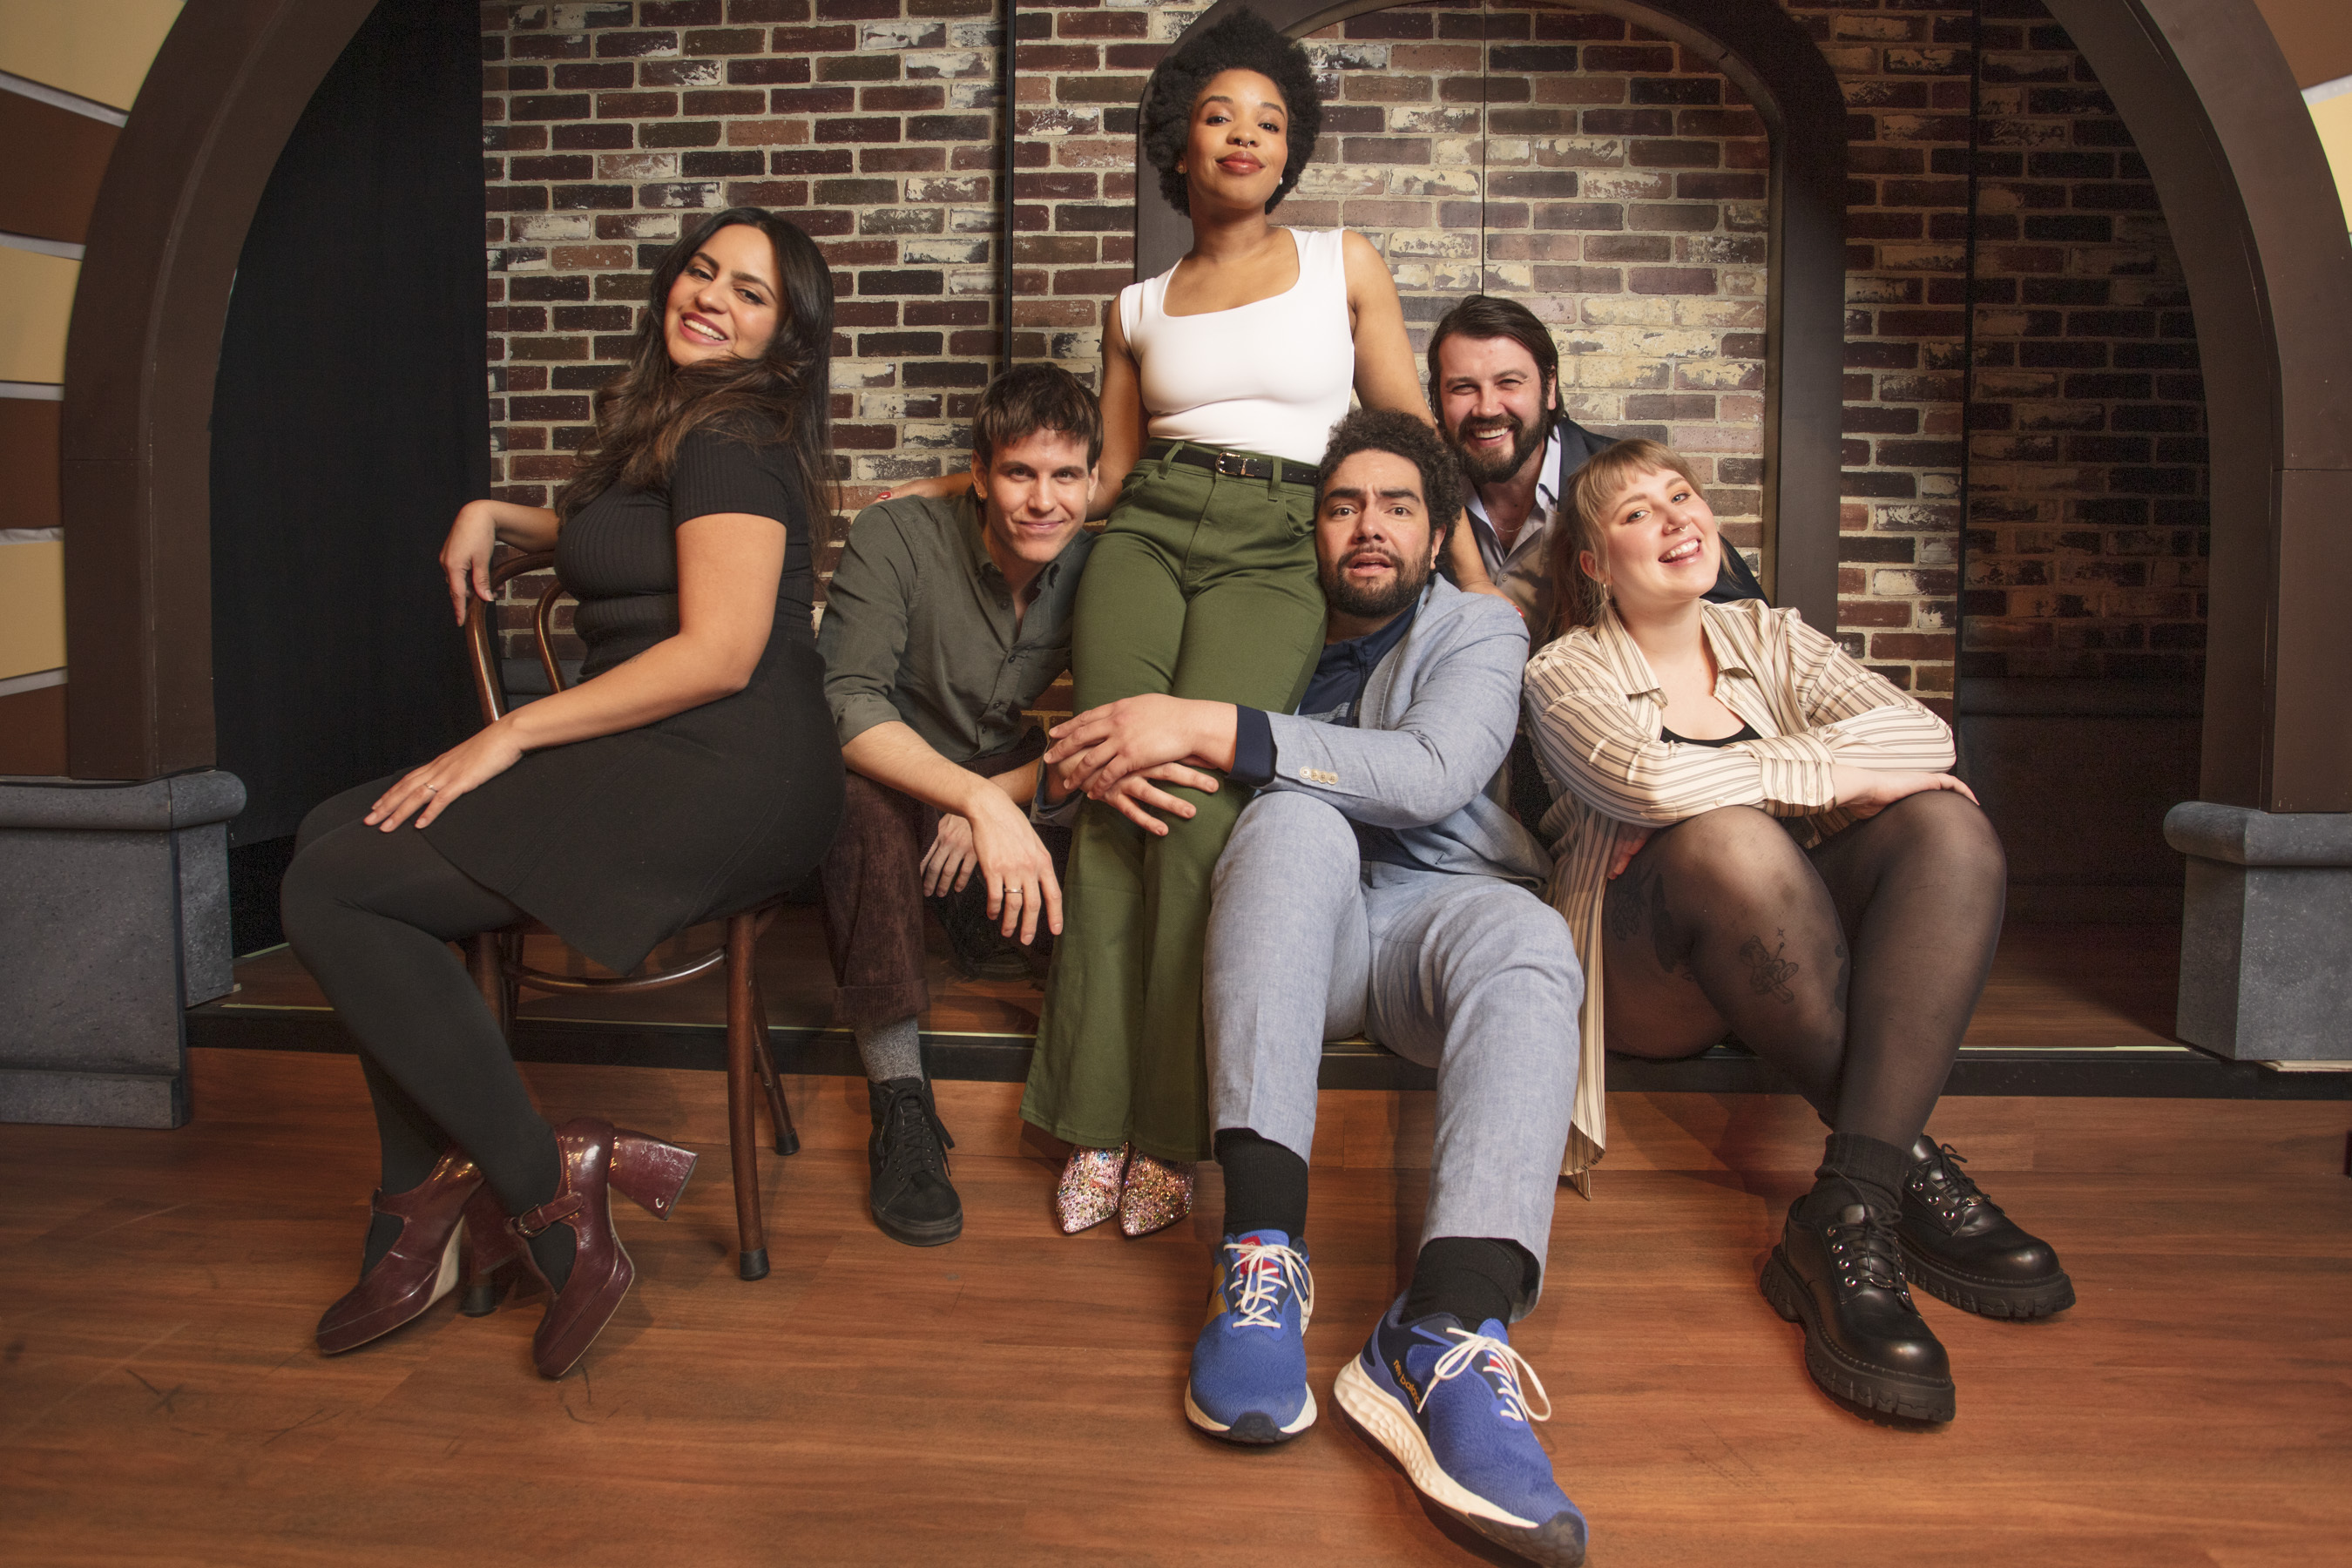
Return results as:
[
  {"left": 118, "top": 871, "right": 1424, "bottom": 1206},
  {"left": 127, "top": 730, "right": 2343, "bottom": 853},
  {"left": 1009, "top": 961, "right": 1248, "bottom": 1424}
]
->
[{"left": 1523, "top": 439, "right": 2072, "bottom": 1425}]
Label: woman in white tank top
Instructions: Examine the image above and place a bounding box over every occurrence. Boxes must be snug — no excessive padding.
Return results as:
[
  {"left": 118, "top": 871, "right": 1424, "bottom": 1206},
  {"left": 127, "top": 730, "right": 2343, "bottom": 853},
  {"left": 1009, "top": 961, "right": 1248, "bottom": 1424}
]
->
[{"left": 1017, "top": 10, "right": 1444, "bottom": 1236}]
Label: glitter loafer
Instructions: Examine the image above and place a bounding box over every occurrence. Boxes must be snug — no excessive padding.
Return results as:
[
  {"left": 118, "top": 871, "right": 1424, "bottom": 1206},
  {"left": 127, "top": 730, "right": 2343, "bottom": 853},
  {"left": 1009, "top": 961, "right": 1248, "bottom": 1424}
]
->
[
  {"left": 1056, "top": 1144, "right": 1129, "bottom": 1234},
  {"left": 1118, "top": 1152, "right": 1194, "bottom": 1238}
]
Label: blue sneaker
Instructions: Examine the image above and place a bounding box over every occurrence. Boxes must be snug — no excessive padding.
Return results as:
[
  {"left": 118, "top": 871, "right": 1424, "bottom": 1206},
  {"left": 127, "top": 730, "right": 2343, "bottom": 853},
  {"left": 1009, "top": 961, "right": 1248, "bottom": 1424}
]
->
[
  {"left": 1184, "top": 1231, "right": 1316, "bottom": 1443},
  {"left": 1334, "top": 1295, "right": 1585, "bottom": 1567}
]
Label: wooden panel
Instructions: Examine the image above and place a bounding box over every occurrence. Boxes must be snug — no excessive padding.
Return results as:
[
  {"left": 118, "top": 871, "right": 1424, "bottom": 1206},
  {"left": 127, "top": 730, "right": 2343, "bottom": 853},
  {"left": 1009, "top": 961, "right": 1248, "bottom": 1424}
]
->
[
  {"left": 0, "top": 538, "right": 64, "bottom": 678},
  {"left": 0, "top": 395, "right": 59, "bottom": 531},
  {"left": 0, "top": 92, "right": 117, "bottom": 244},
  {"left": 0, "top": 0, "right": 183, "bottom": 111},
  {"left": 0, "top": 683, "right": 66, "bottom": 774},
  {"left": 0, "top": 248, "right": 75, "bottom": 384},
  {"left": 0, "top": 1045, "right": 2345, "bottom": 1566}
]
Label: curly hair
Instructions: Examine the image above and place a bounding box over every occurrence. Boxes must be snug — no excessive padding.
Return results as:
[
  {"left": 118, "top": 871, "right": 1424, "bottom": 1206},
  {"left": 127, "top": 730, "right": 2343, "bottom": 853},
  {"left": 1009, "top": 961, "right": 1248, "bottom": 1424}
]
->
[
  {"left": 1141, "top": 7, "right": 1322, "bottom": 218},
  {"left": 1315, "top": 408, "right": 1469, "bottom": 554}
]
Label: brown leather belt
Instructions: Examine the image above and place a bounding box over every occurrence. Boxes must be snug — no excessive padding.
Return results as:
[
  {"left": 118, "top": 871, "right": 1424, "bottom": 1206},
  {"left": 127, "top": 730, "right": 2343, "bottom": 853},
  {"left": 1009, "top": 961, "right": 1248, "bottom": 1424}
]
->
[{"left": 1146, "top": 439, "right": 1319, "bottom": 489}]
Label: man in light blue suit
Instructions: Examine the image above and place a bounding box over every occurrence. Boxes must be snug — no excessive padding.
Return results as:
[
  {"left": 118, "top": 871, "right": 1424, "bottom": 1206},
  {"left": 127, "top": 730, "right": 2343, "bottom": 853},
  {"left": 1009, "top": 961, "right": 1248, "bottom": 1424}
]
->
[{"left": 1042, "top": 409, "right": 1586, "bottom": 1568}]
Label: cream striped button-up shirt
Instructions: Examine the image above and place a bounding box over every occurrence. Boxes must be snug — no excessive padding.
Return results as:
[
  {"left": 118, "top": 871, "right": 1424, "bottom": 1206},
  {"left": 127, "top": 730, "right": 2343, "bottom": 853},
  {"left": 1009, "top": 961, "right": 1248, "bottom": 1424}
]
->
[{"left": 1522, "top": 597, "right": 1957, "bottom": 1187}]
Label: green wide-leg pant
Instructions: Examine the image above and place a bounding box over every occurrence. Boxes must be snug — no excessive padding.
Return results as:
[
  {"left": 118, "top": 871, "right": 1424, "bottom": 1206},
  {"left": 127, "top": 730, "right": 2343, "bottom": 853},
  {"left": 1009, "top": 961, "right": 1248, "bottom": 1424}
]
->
[{"left": 1020, "top": 446, "right": 1324, "bottom": 1163}]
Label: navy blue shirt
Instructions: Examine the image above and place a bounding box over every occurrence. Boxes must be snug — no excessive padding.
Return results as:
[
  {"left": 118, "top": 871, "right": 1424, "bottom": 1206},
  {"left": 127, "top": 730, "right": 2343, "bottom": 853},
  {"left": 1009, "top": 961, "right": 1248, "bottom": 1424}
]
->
[{"left": 1231, "top": 602, "right": 1423, "bottom": 868}]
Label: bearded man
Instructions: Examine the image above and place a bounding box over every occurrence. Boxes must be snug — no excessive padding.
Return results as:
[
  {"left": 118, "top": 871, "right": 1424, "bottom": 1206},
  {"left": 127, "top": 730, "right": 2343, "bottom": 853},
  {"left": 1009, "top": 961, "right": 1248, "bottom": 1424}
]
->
[
  {"left": 1429, "top": 294, "right": 1763, "bottom": 636},
  {"left": 1042, "top": 409, "right": 1589, "bottom": 1567}
]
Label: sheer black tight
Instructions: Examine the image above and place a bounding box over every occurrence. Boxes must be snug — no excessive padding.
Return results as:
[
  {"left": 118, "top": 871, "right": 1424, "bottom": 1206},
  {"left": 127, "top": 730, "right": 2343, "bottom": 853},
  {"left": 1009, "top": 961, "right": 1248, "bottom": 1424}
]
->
[
  {"left": 280, "top": 782, "right": 572, "bottom": 1289},
  {"left": 1599, "top": 791, "right": 2006, "bottom": 1150}
]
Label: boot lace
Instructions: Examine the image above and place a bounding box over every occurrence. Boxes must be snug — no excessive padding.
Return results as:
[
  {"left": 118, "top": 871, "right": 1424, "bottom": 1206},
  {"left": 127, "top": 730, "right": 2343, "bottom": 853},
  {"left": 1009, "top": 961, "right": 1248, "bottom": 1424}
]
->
[
  {"left": 1424, "top": 1330, "right": 1552, "bottom": 1426},
  {"left": 1824, "top": 1203, "right": 1915, "bottom": 1301},
  {"left": 1220, "top": 1239, "right": 1314, "bottom": 1330},
  {"left": 1909, "top": 1141, "right": 2002, "bottom": 1227},
  {"left": 878, "top": 1085, "right": 953, "bottom": 1189}
]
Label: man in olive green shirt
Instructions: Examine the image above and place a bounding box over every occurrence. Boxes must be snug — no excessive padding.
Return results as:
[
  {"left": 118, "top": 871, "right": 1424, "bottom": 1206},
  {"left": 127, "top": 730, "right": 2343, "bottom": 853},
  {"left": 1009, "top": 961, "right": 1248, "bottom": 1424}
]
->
[{"left": 816, "top": 363, "right": 1099, "bottom": 1247}]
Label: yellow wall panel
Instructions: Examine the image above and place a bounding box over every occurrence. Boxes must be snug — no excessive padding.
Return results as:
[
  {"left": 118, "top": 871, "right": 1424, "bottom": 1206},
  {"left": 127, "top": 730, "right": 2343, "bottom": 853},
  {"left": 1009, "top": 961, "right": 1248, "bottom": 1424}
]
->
[
  {"left": 0, "top": 247, "right": 75, "bottom": 384},
  {"left": 0, "top": 0, "right": 182, "bottom": 111},
  {"left": 2311, "top": 93, "right": 2352, "bottom": 232},
  {"left": 0, "top": 539, "right": 65, "bottom": 679}
]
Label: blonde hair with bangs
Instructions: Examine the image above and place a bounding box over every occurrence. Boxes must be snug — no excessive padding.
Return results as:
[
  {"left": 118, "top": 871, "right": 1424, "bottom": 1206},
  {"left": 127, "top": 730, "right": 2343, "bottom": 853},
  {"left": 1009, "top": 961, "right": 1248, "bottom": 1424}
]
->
[{"left": 1544, "top": 438, "right": 1709, "bottom": 639}]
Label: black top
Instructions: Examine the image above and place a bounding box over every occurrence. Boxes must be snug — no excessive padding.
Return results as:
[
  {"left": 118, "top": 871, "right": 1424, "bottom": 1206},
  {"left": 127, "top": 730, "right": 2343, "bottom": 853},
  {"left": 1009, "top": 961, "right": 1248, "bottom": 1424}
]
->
[
  {"left": 422, "top": 423, "right": 844, "bottom": 973},
  {"left": 1660, "top": 720, "right": 1761, "bottom": 747},
  {"left": 560, "top": 427, "right": 816, "bottom": 679}
]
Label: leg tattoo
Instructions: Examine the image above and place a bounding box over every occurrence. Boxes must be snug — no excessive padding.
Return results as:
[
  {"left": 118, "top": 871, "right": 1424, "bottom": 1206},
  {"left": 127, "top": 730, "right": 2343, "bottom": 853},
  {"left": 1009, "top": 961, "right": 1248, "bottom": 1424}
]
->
[
  {"left": 1739, "top": 930, "right": 1801, "bottom": 1003},
  {"left": 1605, "top": 865, "right": 1645, "bottom": 944}
]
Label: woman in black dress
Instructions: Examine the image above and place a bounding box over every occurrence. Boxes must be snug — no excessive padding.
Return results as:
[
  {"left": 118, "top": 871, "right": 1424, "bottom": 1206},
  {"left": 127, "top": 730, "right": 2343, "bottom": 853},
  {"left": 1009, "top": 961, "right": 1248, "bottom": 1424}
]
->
[{"left": 281, "top": 208, "right": 844, "bottom": 1380}]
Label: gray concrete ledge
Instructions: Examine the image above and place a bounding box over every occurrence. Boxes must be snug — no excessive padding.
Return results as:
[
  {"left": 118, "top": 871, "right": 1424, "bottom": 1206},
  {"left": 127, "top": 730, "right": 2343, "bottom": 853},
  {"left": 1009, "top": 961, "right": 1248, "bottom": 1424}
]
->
[
  {"left": 2164, "top": 801, "right": 2352, "bottom": 867},
  {"left": 2166, "top": 801, "right": 2352, "bottom": 1060},
  {"left": 1, "top": 769, "right": 247, "bottom": 1126},
  {"left": 0, "top": 1065, "right": 187, "bottom": 1129},
  {"left": 0, "top": 771, "right": 247, "bottom": 831}
]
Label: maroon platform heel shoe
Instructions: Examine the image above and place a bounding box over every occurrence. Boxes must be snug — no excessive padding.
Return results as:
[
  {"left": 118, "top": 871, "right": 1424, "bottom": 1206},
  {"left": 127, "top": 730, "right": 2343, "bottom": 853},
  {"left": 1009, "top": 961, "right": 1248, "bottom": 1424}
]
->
[
  {"left": 509, "top": 1116, "right": 697, "bottom": 1380},
  {"left": 319, "top": 1149, "right": 489, "bottom": 1355},
  {"left": 456, "top": 1184, "right": 528, "bottom": 1318}
]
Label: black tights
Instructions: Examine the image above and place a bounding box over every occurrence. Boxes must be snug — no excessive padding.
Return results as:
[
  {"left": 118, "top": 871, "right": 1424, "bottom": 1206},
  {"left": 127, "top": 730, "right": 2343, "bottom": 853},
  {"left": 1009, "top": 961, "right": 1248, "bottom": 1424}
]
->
[
  {"left": 280, "top": 782, "right": 571, "bottom": 1287},
  {"left": 1601, "top": 792, "right": 2005, "bottom": 1158}
]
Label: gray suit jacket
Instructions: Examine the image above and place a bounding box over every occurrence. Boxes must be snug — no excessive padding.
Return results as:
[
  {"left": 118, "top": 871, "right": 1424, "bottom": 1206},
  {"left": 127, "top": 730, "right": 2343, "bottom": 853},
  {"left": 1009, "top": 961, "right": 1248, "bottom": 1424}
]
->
[{"left": 1262, "top": 577, "right": 1552, "bottom": 887}]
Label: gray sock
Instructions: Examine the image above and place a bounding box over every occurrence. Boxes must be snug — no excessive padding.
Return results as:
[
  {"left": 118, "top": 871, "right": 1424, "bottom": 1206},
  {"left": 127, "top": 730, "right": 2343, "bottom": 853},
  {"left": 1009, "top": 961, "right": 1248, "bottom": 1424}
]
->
[{"left": 855, "top": 1016, "right": 923, "bottom": 1085}]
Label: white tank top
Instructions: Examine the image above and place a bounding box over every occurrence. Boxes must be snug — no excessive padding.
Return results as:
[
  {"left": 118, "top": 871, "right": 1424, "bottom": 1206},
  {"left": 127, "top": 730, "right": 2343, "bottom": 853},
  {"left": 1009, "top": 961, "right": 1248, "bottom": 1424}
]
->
[{"left": 1119, "top": 227, "right": 1355, "bottom": 466}]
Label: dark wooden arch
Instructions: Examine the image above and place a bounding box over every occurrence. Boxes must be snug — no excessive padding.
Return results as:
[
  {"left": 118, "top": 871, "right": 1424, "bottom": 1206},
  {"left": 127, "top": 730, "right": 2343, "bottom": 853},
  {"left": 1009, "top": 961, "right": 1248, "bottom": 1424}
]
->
[
  {"left": 61, "top": 0, "right": 380, "bottom": 781},
  {"left": 1133, "top": 0, "right": 1849, "bottom": 632},
  {"left": 2039, "top": 0, "right": 2352, "bottom": 813}
]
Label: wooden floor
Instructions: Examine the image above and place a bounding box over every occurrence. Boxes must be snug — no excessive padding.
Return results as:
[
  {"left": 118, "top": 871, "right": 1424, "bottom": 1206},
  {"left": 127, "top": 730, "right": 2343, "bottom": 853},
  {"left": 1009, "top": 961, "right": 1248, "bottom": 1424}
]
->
[{"left": 3, "top": 1048, "right": 2347, "bottom": 1566}]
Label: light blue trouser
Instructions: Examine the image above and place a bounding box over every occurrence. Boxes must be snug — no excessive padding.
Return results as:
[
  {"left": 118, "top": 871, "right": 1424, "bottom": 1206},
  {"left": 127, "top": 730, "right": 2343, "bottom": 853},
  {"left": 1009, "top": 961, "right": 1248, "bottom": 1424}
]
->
[{"left": 1205, "top": 790, "right": 1583, "bottom": 1315}]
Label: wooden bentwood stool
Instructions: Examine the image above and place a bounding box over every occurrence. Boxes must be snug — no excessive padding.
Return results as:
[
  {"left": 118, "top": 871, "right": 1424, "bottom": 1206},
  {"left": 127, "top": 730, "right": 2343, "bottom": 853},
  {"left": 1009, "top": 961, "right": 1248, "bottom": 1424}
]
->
[{"left": 463, "top": 550, "right": 798, "bottom": 1281}]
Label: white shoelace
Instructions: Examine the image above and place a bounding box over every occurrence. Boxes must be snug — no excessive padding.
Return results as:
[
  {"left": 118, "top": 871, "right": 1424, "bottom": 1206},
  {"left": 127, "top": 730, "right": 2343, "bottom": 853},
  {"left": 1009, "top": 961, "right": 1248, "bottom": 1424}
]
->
[
  {"left": 1222, "top": 1239, "right": 1314, "bottom": 1331},
  {"left": 1423, "top": 1328, "right": 1553, "bottom": 1425}
]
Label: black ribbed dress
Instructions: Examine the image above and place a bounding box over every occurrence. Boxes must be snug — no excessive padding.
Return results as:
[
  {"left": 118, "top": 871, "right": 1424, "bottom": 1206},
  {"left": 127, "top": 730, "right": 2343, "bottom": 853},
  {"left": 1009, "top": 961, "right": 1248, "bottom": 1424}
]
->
[{"left": 422, "top": 426, "right": 845, "bottom": 972}]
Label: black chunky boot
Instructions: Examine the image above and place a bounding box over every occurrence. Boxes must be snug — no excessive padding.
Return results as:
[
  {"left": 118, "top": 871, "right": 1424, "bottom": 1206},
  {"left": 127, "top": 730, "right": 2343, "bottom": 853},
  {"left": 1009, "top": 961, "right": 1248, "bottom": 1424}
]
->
[
  {"left": 868, "top": 1077, "right": 963, "bottom": 1247},
  {"left": 1897, "top": 1137, "right": 2075, "bottom": 1320},
  {"left": 1761, "top": 1191, "right": 1956, "bottom": 1423}
]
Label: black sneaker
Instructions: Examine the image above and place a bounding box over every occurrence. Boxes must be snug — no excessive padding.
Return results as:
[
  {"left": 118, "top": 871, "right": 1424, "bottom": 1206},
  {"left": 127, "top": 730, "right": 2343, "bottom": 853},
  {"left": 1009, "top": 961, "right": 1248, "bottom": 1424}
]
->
[
  {"left": 1761, "top": 1191, "right": 1956, "bottom": 1423},
  {"left": 1898, "top": 1137, "right": 2076, "bottom": 1320},
  {"left": 868, "top": 1077, "right": 963, "bottom": 1247}
]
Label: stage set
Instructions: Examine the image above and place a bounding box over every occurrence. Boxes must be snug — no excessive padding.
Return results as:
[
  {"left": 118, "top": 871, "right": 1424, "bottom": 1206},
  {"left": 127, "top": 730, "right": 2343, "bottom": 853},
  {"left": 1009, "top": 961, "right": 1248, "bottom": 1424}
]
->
[{"left": 2, "top": 0, "right": 2349, "bottom": 1563}]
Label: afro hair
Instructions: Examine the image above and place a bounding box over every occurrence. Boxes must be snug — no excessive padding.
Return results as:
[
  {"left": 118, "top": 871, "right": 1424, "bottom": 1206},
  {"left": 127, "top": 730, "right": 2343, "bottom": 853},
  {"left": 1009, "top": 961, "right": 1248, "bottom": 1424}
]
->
[{"left": 1141, "top": 7, "right": 1322, "bottom": 218}]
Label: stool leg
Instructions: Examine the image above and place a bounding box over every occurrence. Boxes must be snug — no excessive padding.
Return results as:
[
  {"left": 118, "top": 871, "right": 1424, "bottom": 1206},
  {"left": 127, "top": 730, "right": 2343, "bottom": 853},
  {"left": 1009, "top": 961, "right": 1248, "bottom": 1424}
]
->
[
  {"left": 469, "top": 933, "right": 509, "bottom": 1032},
  {"left": 747, "top": 970, "right": 799, "bottom": 1156},
  {"left": 725, "top": 914, "right": 770, "bottom": 1281}
]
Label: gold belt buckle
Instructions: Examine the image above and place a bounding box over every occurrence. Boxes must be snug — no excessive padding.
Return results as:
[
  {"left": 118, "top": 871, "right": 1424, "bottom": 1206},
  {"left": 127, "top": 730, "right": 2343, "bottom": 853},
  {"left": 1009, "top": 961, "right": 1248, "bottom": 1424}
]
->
[{"left": 1213, "top": 450, "right": 1260, "bottom": 479}]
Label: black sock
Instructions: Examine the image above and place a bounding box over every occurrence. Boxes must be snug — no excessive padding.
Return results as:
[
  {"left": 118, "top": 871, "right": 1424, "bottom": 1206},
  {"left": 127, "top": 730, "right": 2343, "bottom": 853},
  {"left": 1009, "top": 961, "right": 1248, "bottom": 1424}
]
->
[
  {"left": 1214, "top": 1127, "right": 1309, "bottom": 1241},
  {"left": 1402, "top": 1237, "right": 1533, "bottom": 1328},
  {"left": 1800, "top": 1131, "right": 1914, "bottom": 1222}
]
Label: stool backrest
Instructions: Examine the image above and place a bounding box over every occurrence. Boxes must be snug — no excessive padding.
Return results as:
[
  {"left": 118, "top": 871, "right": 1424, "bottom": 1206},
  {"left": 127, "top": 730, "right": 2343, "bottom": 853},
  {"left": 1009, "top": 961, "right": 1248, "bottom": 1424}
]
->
[{"left": 463, "top": 551, "right": 572, "bottom": 724}]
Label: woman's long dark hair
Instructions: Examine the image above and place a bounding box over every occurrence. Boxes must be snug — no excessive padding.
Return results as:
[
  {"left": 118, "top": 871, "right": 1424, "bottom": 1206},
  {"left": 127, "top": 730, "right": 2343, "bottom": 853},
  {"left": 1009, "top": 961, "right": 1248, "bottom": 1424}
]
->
[{"left": 554, "top": 207, "right": 834, "bottom": 526}]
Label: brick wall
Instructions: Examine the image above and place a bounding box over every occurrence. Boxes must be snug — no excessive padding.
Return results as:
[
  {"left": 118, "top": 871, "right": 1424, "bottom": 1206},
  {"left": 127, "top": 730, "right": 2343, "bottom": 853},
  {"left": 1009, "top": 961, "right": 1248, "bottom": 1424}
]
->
[
  {"left": 477, "top": 0, "right": 2207, "bottom": 700},
  {"left": 1960, "top": 0, "right": 2207, "bottom": 680}
]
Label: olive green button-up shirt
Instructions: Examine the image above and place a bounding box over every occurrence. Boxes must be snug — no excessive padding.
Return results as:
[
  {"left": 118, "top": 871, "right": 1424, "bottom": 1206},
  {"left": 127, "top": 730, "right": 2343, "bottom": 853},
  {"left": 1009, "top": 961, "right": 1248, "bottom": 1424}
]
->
[{"left": 817, "top": 488, "right": 1095, "bottom": 767}]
